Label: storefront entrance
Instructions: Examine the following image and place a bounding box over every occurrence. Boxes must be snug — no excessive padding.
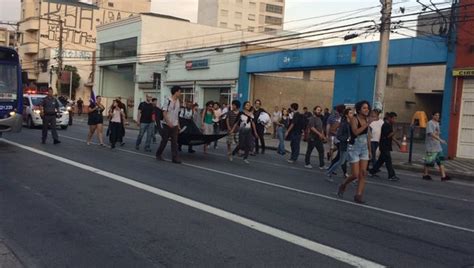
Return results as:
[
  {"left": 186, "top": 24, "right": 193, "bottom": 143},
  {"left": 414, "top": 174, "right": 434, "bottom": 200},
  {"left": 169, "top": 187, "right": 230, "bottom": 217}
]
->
[
  {"left": 457, "top": 79, "right": 474, "bottom": 159},
  {"left": 203, "top": 87, "right": 231, "bottom": 105}
]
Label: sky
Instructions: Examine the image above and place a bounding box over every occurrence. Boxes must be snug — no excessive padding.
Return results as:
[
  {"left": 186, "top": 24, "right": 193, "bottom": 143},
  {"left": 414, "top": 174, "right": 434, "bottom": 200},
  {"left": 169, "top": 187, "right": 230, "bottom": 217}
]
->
[{"left": 1, "top": 0, "right": 451, "bottom": 41}]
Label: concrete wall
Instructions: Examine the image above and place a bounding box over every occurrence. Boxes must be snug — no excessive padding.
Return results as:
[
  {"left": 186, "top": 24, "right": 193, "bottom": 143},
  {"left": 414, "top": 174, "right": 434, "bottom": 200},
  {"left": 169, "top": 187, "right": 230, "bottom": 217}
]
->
[
  {"left": 197, "top": 0, "right": 219, "bottom": 27},
  {"left": 251, "top": 70, "right": 335, "bottom": 113},
  {"left": 384, "top": 66, "right": 445, "bottom": 124}
]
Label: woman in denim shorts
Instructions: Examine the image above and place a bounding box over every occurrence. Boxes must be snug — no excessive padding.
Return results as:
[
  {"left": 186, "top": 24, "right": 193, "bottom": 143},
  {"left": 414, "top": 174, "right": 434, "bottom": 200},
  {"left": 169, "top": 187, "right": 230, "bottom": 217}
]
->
[{"left": 337, "top": 100, "right": 371, "bottom": 204}]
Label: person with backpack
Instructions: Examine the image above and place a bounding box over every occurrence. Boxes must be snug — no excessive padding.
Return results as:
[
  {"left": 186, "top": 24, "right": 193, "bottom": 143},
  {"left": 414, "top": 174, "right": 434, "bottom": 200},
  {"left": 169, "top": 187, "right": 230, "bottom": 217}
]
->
[
  {"left": 326, "top": 108, "right": 353, "bottom": 181},
  {"left": 337, "top": 100, "right": 372, "bottom": 204},
  {"left": 285, "top": 103, "right": 305, "bottom": 163},
  {"left": 253, "top": 99, "right": 267, "bottom": 154},
  {"left": 304, "top": 106, "right": 326, "bottom": 169},
  {"left": 226, "top": 100, "right": 241, "bottom": 160},
  {"left": 178, "top": 101, "right": 196, "bottom": 153},
  {"left": 231, "top": 101, "right": 259, "bottom": 164},
  {"left": 107, "top": 99, "right": 125, "bottom": 149},
  {"left": 369, "top": 112, "right": 401, "bottom": 181},
  {"left": 135, "top": 95, "right": 154, "bottom": 152}
]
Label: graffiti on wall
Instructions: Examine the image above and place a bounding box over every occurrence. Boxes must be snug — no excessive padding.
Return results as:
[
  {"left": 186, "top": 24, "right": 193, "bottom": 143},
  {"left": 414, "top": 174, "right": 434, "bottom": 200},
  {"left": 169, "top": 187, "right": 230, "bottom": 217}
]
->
[{"left": 40, "top": 2, "right": 134, "bottom": 46}]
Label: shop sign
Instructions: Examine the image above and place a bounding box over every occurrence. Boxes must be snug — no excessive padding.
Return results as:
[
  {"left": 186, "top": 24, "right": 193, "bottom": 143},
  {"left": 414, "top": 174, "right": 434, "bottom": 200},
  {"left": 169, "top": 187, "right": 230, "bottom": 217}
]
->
[
  {"left": 453, "top": 69, "right": 474, "bottom": 77},
  {"left": 185, "top": 59, "right": 209, "bottom": 70}
]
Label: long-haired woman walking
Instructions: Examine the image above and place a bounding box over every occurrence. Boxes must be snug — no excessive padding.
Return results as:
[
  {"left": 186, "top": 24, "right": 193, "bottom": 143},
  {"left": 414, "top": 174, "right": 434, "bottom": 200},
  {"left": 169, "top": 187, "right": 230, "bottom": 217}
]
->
[{"left": 337, "top": 100, "right": 372, "bottom": 203}]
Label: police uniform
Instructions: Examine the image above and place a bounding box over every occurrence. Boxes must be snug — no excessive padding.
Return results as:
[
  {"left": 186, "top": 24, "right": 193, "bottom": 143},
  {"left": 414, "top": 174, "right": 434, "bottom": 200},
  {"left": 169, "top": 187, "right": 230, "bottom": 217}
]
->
[{"left": 41, "top": 96, "right": 60, "bottom": 143}]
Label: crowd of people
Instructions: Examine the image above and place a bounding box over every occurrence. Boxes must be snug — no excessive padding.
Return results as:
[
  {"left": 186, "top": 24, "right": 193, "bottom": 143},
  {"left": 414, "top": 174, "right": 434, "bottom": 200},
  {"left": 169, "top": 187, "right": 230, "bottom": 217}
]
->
[{"left": 40, "top": 86, "right": 452, "bottom": 204}]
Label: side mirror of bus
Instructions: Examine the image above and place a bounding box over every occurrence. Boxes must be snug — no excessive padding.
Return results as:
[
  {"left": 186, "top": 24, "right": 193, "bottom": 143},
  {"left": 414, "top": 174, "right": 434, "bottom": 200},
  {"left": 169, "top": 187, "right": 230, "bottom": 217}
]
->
[{"left": 21, "top": 71, "right": 28, "bottom": 85}]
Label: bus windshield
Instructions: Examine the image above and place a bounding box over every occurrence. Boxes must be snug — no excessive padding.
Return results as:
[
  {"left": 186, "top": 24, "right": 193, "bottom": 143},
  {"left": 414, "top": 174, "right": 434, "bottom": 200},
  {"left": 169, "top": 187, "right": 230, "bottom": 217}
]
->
[{"left": 0, "top": 64, "right": 18, "bottom": 96}]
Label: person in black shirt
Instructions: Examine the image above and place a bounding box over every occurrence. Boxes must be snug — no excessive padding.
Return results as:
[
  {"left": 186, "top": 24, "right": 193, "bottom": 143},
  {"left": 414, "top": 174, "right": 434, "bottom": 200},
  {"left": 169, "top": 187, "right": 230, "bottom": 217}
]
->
[
  {"left": 76, "top": 98, "right": 84, "bottom": 116},
  {"left": 135, "top": 95, "right": 154, "bottom": 152},
  {"left": 253, "top": 99, "right": 266, "bottom": 154},
  {"left": 285, "top": 103, "right": 305, "bottom": 163},
  {"left": 369, "top": 112, "right": 401, "bottom": 181}
]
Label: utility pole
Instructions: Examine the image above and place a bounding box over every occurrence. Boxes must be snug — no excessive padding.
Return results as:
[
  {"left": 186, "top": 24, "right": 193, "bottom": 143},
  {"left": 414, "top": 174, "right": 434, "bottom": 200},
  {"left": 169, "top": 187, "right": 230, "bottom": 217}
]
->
[
  {"left": 57, "top": 16, "right": 63, "bottom": 95},
  {"left": 374, "top": 0, "right": 392, "bottom": 111}
]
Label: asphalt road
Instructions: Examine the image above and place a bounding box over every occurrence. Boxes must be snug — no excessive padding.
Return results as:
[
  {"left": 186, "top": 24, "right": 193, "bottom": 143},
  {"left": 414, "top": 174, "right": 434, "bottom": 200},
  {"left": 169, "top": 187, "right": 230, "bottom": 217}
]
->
[{"left": 0, "top": 121, "right": 473, "bottom": 267}]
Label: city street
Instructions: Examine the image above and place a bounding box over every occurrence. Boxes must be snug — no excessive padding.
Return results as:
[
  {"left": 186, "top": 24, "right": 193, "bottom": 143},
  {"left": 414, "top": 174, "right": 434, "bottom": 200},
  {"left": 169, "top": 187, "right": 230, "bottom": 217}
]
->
[{"left": 0, "top": 122, "right": 473, "bottom": 267}]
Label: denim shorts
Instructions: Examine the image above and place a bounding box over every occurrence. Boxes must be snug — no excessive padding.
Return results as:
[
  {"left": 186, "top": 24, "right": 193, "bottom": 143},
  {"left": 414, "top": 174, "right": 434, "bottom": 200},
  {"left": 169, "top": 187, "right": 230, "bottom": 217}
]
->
[{"left": 348, "top": 135, "right": 369, "bottom": 163}]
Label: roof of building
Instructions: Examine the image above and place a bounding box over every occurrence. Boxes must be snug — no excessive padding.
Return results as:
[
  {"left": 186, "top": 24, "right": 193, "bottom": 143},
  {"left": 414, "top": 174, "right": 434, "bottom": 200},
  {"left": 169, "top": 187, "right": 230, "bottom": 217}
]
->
[{"left": 140, "top": 12, "right": 190, "bottom": 23}]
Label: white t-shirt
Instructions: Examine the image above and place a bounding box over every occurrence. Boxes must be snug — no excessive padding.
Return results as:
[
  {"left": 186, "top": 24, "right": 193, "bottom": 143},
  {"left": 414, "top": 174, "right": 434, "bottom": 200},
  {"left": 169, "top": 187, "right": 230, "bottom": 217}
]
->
[
  {"left": 162, "top": 97, "right": 181, "bottom": 127},
  {"left": 212, "top": 109, "right": 222, "bottom": 123},
  {"left": 370, "top": 119, "right": 384, "bottom": 142},
  {"left": 272, "top": 111, "right": 282, "bottom": 123}
]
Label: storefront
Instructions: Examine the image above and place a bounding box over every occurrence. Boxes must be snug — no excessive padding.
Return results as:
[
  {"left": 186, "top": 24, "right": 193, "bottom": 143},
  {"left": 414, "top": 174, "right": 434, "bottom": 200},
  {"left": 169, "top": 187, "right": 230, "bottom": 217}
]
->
[
  {"left": 452, "top": 70, "right": 474, "bottom": 159},
  {"left": 163, "top": 48, "right": 240, "bottom": 108}
]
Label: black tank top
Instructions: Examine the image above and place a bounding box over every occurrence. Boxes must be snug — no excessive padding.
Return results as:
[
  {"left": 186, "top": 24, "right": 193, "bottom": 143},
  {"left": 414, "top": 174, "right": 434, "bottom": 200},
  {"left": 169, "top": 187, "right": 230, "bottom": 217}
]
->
[{"left": 349, "top": 116, "right": 368, "bottom": 144}]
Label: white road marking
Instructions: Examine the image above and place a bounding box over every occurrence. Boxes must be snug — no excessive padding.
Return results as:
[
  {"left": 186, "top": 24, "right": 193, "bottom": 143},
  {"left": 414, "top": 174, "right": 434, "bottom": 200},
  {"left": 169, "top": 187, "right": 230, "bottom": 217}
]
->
[
  {"left": 1, "top": 138, "right": 384, "bottom": 268},
  {"left": 53, "top": 134, "right": 474, "bottom": 234}
]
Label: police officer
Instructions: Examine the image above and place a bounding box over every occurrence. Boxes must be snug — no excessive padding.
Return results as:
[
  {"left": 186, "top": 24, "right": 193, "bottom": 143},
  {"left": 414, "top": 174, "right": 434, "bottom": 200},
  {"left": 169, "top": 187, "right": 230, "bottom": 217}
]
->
[{"left": 40, "top": 87, "right": 61, "bottom": 144}]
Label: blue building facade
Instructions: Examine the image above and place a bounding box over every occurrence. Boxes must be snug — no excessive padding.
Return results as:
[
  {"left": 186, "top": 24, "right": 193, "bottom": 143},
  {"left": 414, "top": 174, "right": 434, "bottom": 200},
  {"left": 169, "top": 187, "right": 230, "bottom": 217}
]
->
[{"left": 238, "top": 37, "right": 454, "bottom": 150}]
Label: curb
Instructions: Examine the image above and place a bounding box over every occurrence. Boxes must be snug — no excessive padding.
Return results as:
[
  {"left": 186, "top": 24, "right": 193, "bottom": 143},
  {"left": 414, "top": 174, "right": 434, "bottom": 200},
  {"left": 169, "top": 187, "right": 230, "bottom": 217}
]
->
[{"left": 265, "top": 145, "right": 474, "bottom": 182}]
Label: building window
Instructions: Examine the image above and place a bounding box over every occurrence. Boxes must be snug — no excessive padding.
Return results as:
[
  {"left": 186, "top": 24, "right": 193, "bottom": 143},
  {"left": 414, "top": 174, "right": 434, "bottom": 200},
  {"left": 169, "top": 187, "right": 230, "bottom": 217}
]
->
[
  {"left": 249, "top": 2, "right": 256, "bottom": 9},
  {"left": 266, "top": 4, "right": 283, "bottom": 14},
  {"left": 264, "top": 27, "right": 276, "bottom": 33},
  {"left": 248, "top": 14, "right": 255, "bottom": 21},
  {"left": 108, "top": 2, "right": 114, "bottom": 7},
  {"left": 235, "top": 12, "right": 242, "bottom": 19},
  {"left": 235, "top": 0, "right": 243, "bottom": 4},
  {"left": 38, "top": 60, "right": 49, "bottom": 73},
  {"left": 220, "top": 22, "right": 228, "bottom": 28},
  {"left": 265, "top": 15, "right": 282, "bottom": 25},
  {"left": 180, "top": 88, "right": 194, "bottom": 103},
  {"left": 235, "top": 24, "right": 241, "bottom": 30},
  {"left": 100, "top": 37, "right": 137, "bottom": 60},
  {"left": 220, "top": 9, "right": 228, "bottom": 16},
  {"left": 248, "top": 26, "right": 255, "bottom": 32}
]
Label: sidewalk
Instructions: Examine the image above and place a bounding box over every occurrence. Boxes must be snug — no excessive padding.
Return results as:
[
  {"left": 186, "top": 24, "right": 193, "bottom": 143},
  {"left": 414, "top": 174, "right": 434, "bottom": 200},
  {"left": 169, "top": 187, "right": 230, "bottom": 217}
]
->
[{"left": 264, "top": 135, "right": 474, "bottom": 181}]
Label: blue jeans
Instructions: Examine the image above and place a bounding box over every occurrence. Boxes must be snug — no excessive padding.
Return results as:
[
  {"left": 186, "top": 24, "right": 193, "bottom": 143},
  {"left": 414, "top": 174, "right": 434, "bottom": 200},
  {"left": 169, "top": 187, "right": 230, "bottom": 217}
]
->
[
  {"left": 326, "top": 150, "right": 349, "bottom": 175},
  {"left": 136, "top": 122, "right": 153, "bottom": 149},
  {"left": 277, "top": 126, "right": 286, "bottom": 154},
  {"left": 370, "top": 141, "right": 379, "bottom": 169},
  {"left": 290, "top": 132, "right": 302, "bottom": 161}
]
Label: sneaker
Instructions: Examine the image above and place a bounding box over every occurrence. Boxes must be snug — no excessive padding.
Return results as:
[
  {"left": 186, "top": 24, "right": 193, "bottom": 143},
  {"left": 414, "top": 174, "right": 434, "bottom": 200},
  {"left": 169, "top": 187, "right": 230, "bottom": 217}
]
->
[
  {"left": 120, "top": 142, "right": 125, "bottom": 147},
  {"left": 243, "top": 159, "right": 250, "bottom": 164},
  {"left": 441, "top": 176, "right": 452, "bottom": 181},
  {"left": 304, "top": 164, "right": 313, "bottom": 169},
  {"left": 344, "top": 173, "right": 350, "bottom": 178},
  {"left": 172, "top": 159, "right": 182, "bottom": 164},
  {"left": 319, "top": 166, "right": 325, "bottom": 170},
  {"left": 188, "top": 149, "right": 196, "bottom": 154},
  {"left": 422, "top": 175, "right": 433, "bottom": 180},
  {"left": 53, "top": 139, "right": 61, "bottom": 144},
  {"left": 287, "top": 159, "right": 295, "bottom": 164},
  {"left": 228, "top": 155, "right": 233, "bottom": 162},
  {"left": 325, "top": 174, "right": 334, "bottom": 182},
  {"left": 388, "top": 176, "right": 400, "bottom": 182}
]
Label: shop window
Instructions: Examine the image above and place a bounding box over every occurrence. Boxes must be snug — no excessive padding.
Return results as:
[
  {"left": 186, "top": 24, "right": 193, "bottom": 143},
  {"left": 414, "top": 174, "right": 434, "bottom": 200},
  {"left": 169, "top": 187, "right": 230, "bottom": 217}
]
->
[{"left": 100, "top": 37, "right": 137, "bottom": 60}]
